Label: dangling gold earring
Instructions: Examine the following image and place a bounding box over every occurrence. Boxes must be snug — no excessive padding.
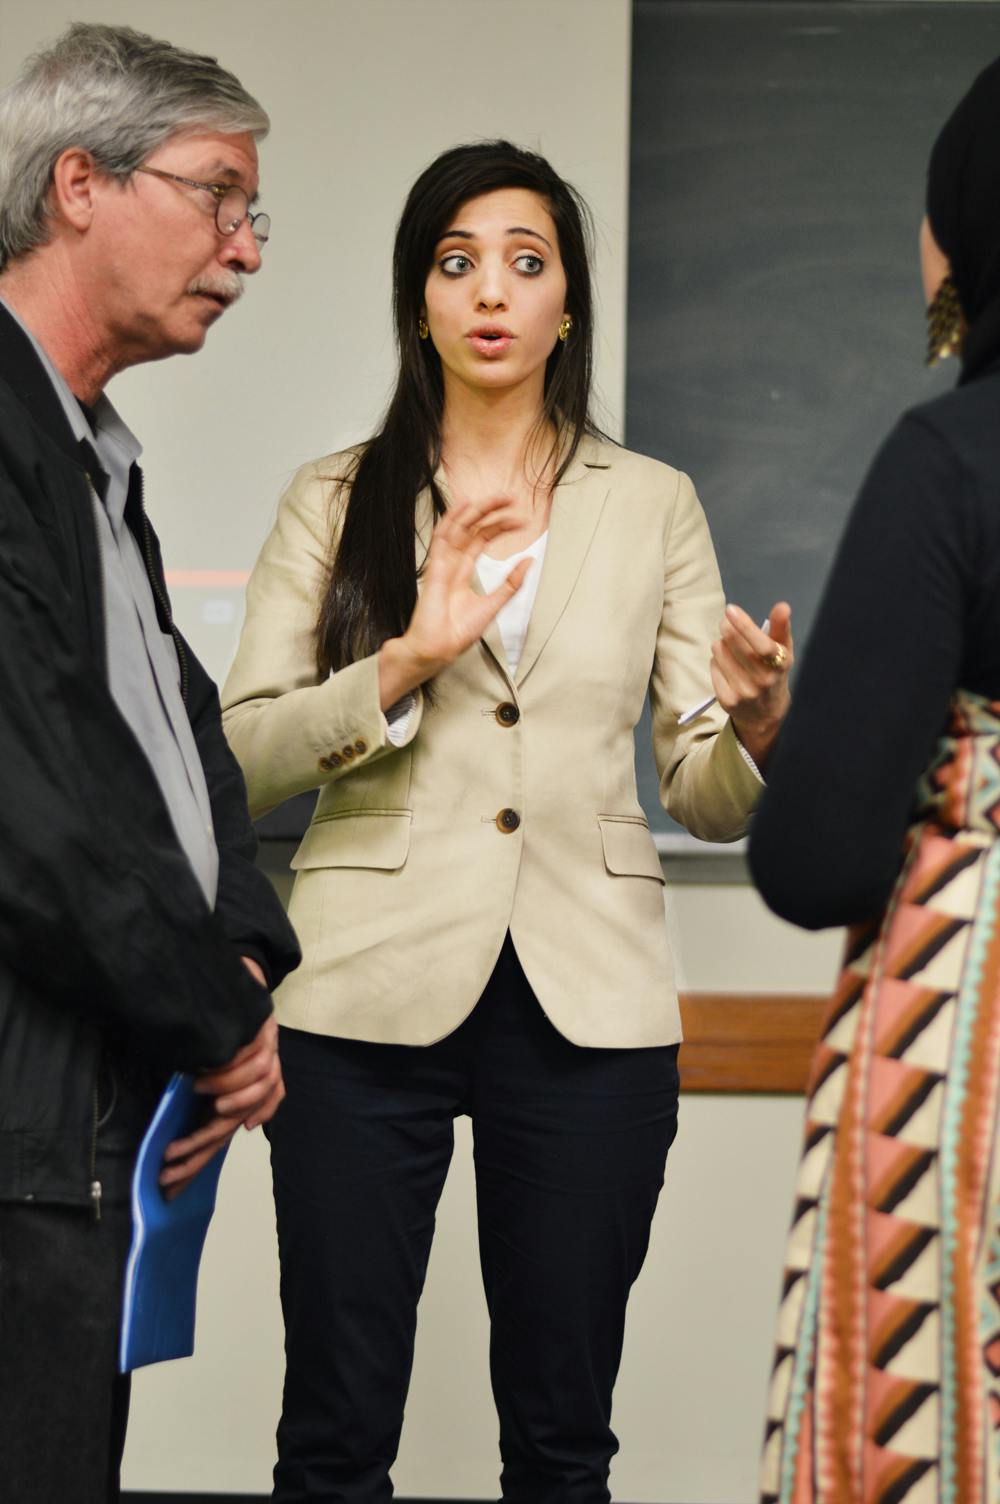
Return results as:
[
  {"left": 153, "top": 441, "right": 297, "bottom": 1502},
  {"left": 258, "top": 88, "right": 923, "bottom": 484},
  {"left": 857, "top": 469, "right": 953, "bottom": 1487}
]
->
[
  {"left": 926, "top": 276, "right": 964, "bottom": 365},
  {"left": 558, "top": 317, "right": 572, "bottom": 343},
  {"left": 418, "top": 318, "right": 430, "bottom": 341}
]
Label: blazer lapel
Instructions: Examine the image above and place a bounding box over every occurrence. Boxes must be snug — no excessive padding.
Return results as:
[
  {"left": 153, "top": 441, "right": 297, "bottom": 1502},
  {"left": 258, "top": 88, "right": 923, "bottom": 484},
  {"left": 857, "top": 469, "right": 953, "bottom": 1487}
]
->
[
  {"left": 414, "top": 483, "right": 436, "bottom": 564},
  {"left": 476, "top": 591, "right": 511, "bottom": 686},
  {"left": 417, "top": 440, "right": 613, "bottom": 690},
  {"left": 514, "top": 442, "right": 611, "bottom": 688},
  {"left": 422, "top": 467, "right": 512, "bottom": 686}
]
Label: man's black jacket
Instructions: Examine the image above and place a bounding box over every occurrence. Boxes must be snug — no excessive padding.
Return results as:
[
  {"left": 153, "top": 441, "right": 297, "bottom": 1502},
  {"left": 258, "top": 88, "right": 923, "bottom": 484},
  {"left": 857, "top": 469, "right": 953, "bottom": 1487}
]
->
[{"left": 0, "top": 303, "right": 301, "bottom": 1207}]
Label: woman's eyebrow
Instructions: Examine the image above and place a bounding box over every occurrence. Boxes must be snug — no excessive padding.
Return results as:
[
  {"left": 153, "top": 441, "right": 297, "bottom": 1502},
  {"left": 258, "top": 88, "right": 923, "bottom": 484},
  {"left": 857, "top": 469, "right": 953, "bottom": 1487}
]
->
[
  {"left": 506, "top": 226, "right": 552, "bottom": 250},
  {"left": 434, "top": 227, "right": 553, "bottom": 250}
]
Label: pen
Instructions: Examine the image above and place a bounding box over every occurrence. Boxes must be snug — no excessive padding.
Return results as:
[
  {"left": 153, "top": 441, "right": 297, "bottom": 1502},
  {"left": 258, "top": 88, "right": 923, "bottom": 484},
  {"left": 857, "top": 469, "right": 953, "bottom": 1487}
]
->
[{"left": 677, "top": 617, "right": 771, "bottom": 726}]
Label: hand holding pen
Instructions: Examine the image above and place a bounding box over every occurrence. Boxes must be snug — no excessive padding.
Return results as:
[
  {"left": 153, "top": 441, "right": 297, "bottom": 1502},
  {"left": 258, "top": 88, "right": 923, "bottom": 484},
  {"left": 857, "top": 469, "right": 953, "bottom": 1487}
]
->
[{"left": 679, "top": 601, "right": 794, "bottom": 772}]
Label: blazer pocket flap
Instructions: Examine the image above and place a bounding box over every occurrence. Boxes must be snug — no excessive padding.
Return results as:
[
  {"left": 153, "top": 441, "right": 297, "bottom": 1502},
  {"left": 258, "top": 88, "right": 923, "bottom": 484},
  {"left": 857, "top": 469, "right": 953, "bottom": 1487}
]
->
[
  {"left": 598, "top": 816, "right": 664, "bottom": 882},
  {"left": 291, "top": 811, "right": 412, "bottom": 871}
]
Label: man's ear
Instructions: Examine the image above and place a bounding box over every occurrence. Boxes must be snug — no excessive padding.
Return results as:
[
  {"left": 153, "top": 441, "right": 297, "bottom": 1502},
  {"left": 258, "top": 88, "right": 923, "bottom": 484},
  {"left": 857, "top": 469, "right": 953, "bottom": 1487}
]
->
[{"left": 49, "top": 148, "right": 100, "bottom": 234}]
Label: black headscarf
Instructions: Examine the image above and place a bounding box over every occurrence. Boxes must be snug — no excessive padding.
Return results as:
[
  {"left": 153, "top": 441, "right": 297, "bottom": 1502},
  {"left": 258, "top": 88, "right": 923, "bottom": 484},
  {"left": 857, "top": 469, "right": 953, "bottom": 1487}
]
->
[{"left": 927, "top": 56, "right": 1000, "bottom": 381}]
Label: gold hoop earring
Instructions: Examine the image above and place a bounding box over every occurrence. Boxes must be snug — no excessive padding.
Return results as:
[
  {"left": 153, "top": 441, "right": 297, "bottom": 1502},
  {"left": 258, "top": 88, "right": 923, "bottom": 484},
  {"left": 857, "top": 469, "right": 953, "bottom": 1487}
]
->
[
  {"left": 558, "top": 317, "right": 572, "bottom": 343},
  {"left": 926, "top": 275, "right": 964, "bottom": 365},
  {"left": 418, "top": 318, "right": 429, "bottom": 341}
]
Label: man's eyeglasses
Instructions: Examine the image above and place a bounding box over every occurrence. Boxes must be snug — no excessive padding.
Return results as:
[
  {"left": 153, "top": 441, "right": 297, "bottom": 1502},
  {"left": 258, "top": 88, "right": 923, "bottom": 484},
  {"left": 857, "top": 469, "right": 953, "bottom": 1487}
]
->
[{"left": 134, "top": 166, "right": 271, "bottom": 247}]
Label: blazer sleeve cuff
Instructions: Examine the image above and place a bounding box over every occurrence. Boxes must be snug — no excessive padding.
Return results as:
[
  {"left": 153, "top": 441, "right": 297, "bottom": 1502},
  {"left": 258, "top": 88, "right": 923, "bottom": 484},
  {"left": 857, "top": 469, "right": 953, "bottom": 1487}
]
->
[
  {"left": 707, "top": 718, "right": 765, "bottom": 836},
  {"left": 665, "top": 718, "right": 764, "bottom": 843},
  {"left": 733, "top": 731, "right": 765, "bottom": 785},
  {"left": 314, "top": 654, "right": 424, "bottom": 780}
]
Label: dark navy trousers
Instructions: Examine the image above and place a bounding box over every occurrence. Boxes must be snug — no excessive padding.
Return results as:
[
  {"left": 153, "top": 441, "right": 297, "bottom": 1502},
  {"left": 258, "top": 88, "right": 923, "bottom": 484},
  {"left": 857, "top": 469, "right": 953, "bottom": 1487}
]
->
[{"left": 269, "top": 934, "right": 680, "bottom": 1503}]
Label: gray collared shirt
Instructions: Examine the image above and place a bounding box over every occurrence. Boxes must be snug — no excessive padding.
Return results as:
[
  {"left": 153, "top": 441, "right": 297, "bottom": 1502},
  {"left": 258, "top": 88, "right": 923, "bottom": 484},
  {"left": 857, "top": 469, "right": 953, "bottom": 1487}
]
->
[{"left": 2, "top": 300, "right": 219, "bottom": 908}]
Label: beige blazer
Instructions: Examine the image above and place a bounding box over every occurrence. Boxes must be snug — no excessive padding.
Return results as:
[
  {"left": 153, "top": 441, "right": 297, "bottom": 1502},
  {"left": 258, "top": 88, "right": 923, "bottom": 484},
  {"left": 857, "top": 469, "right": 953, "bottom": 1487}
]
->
[{"left": 221, "top": 436, "right": 761, "bottom": 1048}]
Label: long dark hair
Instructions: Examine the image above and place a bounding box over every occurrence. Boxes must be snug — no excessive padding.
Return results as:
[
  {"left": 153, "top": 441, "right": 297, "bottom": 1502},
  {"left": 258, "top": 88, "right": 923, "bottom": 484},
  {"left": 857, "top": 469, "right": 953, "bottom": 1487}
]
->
[{"left": 316, "top": 139, "right": 602, "bottom": 676}]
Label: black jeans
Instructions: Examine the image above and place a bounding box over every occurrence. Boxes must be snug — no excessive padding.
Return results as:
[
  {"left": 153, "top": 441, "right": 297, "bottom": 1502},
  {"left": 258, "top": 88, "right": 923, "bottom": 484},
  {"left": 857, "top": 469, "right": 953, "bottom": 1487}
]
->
[
  {"left": 0, "top": 1065, "right": 151, "bottom": 1504},
  {"left": 269, "top": 935, "right": 680, "bottom": 1503}
]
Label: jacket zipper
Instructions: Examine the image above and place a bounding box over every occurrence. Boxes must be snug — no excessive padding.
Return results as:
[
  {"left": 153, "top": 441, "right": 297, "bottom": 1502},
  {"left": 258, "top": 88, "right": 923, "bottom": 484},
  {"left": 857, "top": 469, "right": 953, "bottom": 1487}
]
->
[
  {"left": 87, "top": 481, "right": 109, "bottom": 696},
  {"left": 89, "top": 1079, "right": 102, "bottom": 1222},
  {"left": 138, "top": 473, "right": 189, "bottom": 706},
  {"left": 86, "top": 481, "right": 107, "bottom": 1220},
  {"left": 81, "top": 471, "right": 184, "bottom": 1220}
]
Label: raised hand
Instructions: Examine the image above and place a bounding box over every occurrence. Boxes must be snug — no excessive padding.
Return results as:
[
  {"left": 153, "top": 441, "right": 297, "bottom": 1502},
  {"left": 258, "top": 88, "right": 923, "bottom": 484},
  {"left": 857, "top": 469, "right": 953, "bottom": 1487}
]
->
[
  {"left": 379, "top": 497, "right": 533, "bottom": 707},
  {"left": 710, "top": 601, "right": 793, "bottom": 772}
]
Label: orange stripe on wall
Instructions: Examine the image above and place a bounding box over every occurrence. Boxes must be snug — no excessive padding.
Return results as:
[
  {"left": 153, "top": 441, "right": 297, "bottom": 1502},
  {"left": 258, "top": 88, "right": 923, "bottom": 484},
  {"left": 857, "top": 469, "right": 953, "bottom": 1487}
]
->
[{"left": 164, "top": 570, "right": 250, "bottom": 588}]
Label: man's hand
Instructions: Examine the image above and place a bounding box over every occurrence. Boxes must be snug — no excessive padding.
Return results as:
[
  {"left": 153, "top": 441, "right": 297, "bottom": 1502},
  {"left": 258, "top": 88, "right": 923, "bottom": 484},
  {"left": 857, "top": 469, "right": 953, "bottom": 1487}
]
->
[{"left": 159, "top": 958, "right": 284, "bottom": 1197}]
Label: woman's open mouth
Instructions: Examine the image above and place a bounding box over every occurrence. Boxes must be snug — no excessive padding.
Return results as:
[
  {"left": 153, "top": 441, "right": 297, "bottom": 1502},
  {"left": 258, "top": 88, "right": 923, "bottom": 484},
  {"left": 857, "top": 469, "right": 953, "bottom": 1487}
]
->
[{"left": 467, "top": 326, "right": 515, "bottom": 357}]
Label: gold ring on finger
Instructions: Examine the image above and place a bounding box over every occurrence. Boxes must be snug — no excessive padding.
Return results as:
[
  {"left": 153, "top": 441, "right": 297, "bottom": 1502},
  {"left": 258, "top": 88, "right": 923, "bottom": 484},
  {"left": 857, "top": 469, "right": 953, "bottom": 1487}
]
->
[{"left": 762, "top": 644, "right": 787, "bottom": 672}]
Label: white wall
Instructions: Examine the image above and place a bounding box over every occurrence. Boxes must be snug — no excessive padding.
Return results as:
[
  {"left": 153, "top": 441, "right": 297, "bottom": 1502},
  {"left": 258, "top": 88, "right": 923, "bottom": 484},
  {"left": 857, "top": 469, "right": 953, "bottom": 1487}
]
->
[
  {"left": 1, "top": 0, "right": 631, "bottom": 687},
  {"left": 0, "top": 2, "right": 843, "bottom": 1498}
]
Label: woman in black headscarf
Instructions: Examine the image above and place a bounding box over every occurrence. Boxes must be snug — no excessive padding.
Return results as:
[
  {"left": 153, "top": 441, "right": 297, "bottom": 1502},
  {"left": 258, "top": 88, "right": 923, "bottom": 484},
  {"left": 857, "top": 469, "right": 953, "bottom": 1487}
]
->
[{"left": 751, "top": 60, "right": 1000, "bottom": 1504}]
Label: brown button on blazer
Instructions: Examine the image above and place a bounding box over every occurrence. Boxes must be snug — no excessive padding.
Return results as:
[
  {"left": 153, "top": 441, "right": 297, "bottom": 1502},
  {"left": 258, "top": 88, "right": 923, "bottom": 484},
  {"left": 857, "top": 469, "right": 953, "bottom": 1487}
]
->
[{"left": 221, "top": 436, "right": 761, "bottom": 1048}]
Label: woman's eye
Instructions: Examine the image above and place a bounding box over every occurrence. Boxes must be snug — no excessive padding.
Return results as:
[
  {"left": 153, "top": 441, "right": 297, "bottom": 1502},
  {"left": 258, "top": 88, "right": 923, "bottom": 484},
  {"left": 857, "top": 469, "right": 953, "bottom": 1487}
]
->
[
  {"left": 439, "top": 253, "right": 472, "bottom": 275},
  {"left": 514, "top": 253, "right": 544, "bottom": 275}
]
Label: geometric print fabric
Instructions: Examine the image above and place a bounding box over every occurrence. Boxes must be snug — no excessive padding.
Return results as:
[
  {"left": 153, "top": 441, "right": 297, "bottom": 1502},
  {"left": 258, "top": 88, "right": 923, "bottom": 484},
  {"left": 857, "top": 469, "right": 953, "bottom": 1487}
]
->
[{"left": 761, "top": 692, "right": 1000, "bottom": 1504}]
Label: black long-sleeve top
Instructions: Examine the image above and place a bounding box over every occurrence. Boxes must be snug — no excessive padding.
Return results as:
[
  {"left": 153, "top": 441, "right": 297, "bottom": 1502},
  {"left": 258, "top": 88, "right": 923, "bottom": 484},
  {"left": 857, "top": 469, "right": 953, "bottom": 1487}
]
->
[{"left": 749, "top": 357, "right": 1000, "bottom": 930}]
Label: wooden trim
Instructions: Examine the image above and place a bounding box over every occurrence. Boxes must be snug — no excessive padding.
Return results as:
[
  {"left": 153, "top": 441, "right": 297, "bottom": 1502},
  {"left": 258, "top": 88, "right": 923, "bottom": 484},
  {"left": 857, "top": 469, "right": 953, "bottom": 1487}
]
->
[{"left": 678, "top": 993, "right": 827, "bottom": 1094}]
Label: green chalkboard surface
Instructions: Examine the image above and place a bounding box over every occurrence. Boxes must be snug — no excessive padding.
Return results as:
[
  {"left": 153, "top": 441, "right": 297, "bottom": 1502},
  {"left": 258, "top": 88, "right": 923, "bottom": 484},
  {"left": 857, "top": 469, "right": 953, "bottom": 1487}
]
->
[{"left": 627, "top": 0, "right": 1000, "bottom": 845}]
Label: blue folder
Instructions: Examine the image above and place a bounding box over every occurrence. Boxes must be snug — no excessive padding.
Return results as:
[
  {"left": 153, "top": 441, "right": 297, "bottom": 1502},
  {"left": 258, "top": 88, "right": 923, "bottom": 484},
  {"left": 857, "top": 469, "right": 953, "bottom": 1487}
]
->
[{"left": 119, "top": 1072, "right": 230, "bottom": 1373}]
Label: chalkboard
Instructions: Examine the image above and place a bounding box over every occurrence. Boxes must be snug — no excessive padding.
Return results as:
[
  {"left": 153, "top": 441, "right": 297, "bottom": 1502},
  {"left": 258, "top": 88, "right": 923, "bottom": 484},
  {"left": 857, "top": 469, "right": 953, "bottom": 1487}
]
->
[{"left": 628, "top": 0, "right": 1000, "bottom": 841}]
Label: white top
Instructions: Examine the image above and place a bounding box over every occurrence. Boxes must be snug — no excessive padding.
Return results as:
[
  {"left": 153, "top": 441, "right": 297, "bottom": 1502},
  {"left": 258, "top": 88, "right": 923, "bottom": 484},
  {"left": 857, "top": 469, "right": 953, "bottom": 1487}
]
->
[{"left": 475, "top": 531, "right": 548, "bottom": 677}]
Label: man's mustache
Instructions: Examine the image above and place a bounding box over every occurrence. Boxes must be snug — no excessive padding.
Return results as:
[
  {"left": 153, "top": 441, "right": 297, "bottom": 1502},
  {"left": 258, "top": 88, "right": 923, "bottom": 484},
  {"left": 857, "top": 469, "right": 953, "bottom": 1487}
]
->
[{"left": 186, "top": 273, "right": 245, "bottom": 307}]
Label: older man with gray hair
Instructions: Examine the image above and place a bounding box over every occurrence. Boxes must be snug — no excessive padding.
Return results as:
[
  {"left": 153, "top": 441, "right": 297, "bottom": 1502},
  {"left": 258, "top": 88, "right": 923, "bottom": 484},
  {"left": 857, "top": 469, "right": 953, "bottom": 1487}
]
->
[{"left": 0, "top": 23, "right": 300, "bottom": 1502}]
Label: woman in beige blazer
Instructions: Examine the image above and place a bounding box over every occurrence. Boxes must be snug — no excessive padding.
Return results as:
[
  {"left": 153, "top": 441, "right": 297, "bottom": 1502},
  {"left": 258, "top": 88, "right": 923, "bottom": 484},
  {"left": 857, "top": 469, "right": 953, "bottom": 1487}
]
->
[{"left": 223, "top": 141, "right": 792, "bottom": 1504}]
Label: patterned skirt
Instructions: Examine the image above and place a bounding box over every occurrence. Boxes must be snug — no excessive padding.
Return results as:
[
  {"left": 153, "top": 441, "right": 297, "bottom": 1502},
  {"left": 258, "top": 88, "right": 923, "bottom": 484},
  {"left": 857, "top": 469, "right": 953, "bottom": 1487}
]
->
[{"left": 762, "top": 691, "right": 1000, "bottom": 1504}]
